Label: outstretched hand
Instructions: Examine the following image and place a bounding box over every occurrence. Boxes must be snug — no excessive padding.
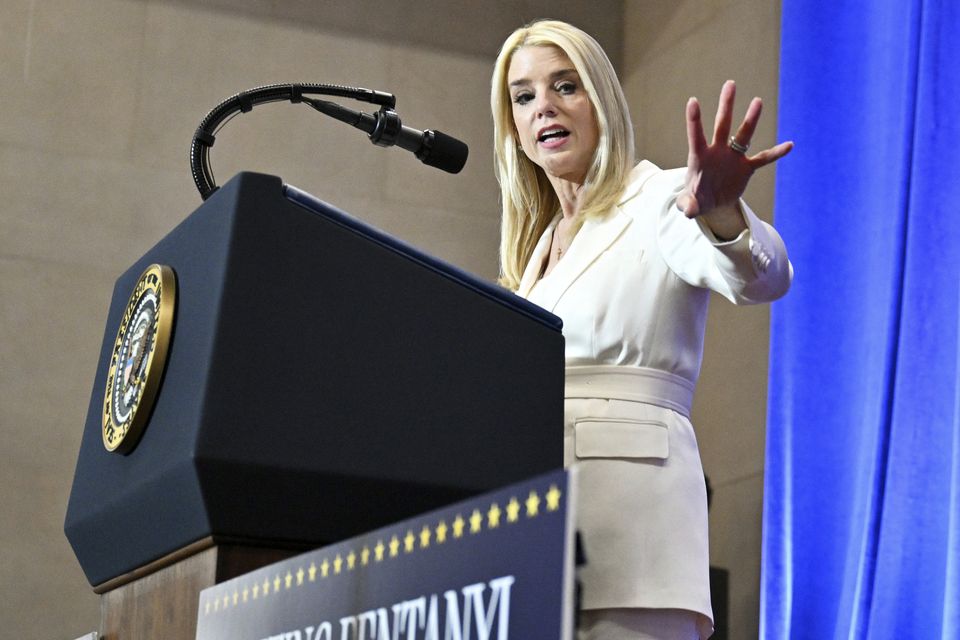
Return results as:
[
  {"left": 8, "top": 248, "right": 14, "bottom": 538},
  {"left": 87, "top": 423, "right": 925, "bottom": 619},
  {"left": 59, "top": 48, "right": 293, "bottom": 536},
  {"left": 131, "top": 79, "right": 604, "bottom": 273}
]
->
[{"left": 678, "top": 80, "right": 793, "bottom": 238}]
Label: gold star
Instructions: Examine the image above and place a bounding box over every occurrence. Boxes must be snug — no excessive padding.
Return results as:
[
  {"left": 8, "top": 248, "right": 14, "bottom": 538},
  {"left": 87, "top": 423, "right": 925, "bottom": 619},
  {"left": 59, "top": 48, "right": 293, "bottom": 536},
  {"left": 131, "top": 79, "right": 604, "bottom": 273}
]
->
[
  {"left": 334, "top": 554, "right": 343, "bottom": 574},
  {"left": 389, "top": 535, "right": 400, "bottom": 557},
  {"left": 284, "top": 571, "right": 292, "bottom": 589},
  {"left": 205, "top": 601, "right": 211, "bottom": 615},
  {"left": 273, "top": 575, "right": 281, "bottom": 592},
  {"left": 435, "top": 520, "right": 448, "bottom": 543},
  {"left": 321, "top": 558, "right": 330, "bottom": 577},
  {"left": 375, "top": 540, "right": 385, "bottom": 561},
  {"left": 252, "top": 584, "right": 260, "bottom": 599},
  {"left": 262, "top": 578, "right": 270, "bottom": 595},
  {"left": 308, "top": 563, "right": 317, "bottom": 581},
  {"left": 506, "top": 497, "right": 521, "bottom": 522},
  {"left": 546, "top": 484, "right": 562, "bottom": 511},
  {"left": 469, "top": 509, "right": 483, "bottom": 533},
  {"left": 488, "top": 503, "right": 502, "bottom": 528},
  {"left": 526, "top": 490, "right": 540, "bottom": 517},
  {"left": 361, "top": 546, "right": 371, "bottom": 566},
  {"left": 214, "top": 598, "right": 220, "bottom": 612},
  {"left": 347, "top": 551, "right": 356, "bottom": 570},
  {"left": 242, "top": 587, "right": 249, "bottom": 602},
  {"left": 222, "top": 594, "right": 229, "bottom": 609},
  {"left": 232, "top": 590, "right": 239, "bottom": 605},
  {"left": 296, "top": 567, "right": 304, "bottom": 585},
  {"left": 404, "top": 530, "right": 416, "bottom": 553},
  {"left": 420, "top": 525, "right": 431, "bottom": 548},
  {"left": 453, "top": 515, "right": 465, "bottom": 538}
]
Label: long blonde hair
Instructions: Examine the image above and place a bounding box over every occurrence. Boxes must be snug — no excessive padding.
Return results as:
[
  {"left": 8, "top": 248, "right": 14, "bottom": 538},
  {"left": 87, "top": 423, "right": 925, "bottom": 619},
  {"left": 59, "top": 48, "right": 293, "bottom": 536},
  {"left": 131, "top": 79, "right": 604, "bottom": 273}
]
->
[{"left": 491, "top": 20, "right": 635, "bottom": 290}]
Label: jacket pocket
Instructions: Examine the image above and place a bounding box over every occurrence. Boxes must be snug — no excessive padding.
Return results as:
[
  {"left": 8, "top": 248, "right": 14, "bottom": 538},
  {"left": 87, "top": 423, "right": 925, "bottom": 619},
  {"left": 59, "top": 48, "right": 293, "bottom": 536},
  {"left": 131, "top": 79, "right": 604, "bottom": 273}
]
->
[{"left": 574, "top": 418, "right": 669, "bottom": 460}]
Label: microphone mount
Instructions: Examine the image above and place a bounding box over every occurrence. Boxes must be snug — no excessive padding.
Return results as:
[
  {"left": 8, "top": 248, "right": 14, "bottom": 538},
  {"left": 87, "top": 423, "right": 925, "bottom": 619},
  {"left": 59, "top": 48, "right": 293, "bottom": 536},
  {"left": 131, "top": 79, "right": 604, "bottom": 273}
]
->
[{"left": 298, "top": 98, "right": 468, "bottom": 175}]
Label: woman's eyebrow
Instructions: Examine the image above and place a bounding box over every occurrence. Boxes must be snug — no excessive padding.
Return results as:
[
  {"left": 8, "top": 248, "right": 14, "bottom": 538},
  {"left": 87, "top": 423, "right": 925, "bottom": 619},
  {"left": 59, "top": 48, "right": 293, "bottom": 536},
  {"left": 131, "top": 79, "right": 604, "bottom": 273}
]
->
[{"left": 509, "top": 68, "right": 579, "bottom": 88}]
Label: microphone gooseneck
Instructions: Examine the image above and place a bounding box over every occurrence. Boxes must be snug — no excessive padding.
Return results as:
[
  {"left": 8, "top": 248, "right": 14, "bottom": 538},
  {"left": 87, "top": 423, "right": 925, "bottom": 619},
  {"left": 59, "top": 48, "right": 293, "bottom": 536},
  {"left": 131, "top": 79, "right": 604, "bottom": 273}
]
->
[{"left": 189, "top": 83, "right": 468, "bottom": 201}]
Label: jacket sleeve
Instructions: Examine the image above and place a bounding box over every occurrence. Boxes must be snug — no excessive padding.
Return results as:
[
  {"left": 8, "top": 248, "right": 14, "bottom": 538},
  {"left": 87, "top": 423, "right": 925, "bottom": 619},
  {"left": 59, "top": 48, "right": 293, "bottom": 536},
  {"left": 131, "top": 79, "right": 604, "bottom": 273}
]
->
[{"left": 652, "top": 169, "right": 793, "bottom": 305}]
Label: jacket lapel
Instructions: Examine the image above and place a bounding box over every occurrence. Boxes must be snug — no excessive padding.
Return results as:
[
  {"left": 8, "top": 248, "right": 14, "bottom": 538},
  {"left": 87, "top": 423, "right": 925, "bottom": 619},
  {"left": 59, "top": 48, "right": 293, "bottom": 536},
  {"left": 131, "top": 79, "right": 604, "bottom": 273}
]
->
[
  {"left": 516, "top": 161, "right": 661, "bottom": 308},
  {"left": 517, "top": 216, "right": 558, "bottom": 298},
  {"left": 619, "top": 160, "right": 659, "bottom": 207},
  {"left": 528, "top": 210, "right": 632, "bottom": 311}
]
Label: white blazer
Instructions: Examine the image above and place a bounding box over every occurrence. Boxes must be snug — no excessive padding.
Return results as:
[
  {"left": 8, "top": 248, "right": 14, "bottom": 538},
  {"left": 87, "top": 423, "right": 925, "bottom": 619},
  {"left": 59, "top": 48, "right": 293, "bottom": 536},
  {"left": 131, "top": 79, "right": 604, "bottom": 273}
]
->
[{"left": 518, "top": 161, "right": 792, "bottom": 632}]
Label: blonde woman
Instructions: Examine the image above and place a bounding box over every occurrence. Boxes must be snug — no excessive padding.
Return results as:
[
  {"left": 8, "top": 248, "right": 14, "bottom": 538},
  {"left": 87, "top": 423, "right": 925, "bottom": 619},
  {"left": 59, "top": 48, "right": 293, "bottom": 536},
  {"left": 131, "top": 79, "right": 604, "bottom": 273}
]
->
[{"left": 491, "top": 20, "right": 793, "bottom": 640}]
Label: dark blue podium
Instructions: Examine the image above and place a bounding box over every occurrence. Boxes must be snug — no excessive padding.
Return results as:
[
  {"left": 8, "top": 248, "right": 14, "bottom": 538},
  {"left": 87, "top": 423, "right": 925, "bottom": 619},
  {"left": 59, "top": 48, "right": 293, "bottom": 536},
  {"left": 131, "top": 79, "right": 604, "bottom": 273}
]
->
[{"left": 64, "top": 173, "right": 564, "bottom": 638}]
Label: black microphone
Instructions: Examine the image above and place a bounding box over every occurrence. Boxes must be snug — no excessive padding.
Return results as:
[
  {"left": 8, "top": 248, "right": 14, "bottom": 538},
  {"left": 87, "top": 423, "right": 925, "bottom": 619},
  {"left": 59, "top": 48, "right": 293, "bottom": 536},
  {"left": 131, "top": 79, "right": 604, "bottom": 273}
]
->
[{"left": 306, "top": 98, "right": 468, "bottom": 174}]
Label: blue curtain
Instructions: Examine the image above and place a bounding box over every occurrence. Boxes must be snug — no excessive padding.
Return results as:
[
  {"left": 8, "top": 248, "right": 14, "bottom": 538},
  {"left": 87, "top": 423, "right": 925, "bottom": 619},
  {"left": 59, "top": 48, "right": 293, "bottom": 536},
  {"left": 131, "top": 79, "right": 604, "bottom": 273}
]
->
[{"left": 762, "top": 0, "right": 960, "bottom": 638}]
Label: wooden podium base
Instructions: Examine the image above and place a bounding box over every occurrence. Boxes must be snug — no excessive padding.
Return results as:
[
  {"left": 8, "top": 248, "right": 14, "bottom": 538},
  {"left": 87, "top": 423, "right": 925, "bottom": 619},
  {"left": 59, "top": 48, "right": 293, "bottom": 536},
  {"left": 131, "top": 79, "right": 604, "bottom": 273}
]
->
[{"left": 94, "top": 538, "right": 307, "bottom": 639}]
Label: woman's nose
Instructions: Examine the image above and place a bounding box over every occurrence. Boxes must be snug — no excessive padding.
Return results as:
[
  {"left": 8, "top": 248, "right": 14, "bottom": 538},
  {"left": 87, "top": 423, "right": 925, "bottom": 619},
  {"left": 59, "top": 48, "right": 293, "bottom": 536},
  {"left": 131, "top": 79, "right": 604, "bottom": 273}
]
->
[{"left": 534, "top": 92, "right": 557, "bottom": 117}]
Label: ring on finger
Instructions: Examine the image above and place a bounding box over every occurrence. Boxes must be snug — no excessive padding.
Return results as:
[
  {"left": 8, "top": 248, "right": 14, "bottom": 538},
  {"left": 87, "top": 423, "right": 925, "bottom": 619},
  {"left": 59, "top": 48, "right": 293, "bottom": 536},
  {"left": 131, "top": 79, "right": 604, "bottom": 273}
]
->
[{"left": 728, "top": 136, "right": 750, "bottom": 154}]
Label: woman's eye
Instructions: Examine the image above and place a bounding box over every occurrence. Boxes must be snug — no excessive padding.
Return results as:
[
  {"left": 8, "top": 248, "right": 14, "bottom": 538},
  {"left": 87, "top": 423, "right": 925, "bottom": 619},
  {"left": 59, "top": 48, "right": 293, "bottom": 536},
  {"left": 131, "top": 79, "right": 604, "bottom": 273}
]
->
[
  {"left": 513, "top": 92, "right": 533, "bottom": 105},
  {"left": 556, "top": 81, "right": 577, "bottom": 94}
]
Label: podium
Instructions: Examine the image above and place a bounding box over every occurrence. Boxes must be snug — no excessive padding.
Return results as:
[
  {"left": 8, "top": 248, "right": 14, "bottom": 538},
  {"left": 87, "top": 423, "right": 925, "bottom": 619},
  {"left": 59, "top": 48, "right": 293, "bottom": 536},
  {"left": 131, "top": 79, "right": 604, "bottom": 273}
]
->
[{"left": 64, "top": 173, "right": 564, "bottom": 638}]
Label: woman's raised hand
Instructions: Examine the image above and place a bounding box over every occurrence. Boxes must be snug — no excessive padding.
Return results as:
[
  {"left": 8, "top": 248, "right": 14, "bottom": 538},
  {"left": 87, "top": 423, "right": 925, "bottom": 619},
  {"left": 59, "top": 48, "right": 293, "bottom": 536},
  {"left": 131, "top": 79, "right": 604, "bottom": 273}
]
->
[{"left": 678, "top": 80, "right": 793, "bottom": 238}]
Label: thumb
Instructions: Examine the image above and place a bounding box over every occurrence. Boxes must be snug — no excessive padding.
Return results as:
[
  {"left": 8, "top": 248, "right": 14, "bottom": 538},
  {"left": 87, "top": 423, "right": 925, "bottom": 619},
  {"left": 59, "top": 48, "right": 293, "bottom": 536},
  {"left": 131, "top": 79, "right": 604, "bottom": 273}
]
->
[{"left": 677, "top": 192, "right": 700, "bottom": 218}]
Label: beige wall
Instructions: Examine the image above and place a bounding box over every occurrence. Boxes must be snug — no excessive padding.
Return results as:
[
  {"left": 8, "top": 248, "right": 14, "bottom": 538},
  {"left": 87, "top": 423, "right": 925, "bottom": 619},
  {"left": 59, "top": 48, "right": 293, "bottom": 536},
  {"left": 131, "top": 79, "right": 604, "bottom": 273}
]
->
[
  {"left": 622, "top": 1, "right": 784, "bottom": 637},
  {"left": 0, "top": 1, "right": 619, "bottom": 637},
  {"left": 1, "top": 1, "right": 781, "bottom": 637}
]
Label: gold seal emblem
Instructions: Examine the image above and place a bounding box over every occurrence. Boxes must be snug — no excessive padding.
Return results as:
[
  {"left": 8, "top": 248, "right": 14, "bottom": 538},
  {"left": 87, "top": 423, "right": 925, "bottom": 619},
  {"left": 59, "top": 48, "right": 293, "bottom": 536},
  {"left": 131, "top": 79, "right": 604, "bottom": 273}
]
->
[{"left": 102, "top": 264, "right": 176, "bottom": 453}]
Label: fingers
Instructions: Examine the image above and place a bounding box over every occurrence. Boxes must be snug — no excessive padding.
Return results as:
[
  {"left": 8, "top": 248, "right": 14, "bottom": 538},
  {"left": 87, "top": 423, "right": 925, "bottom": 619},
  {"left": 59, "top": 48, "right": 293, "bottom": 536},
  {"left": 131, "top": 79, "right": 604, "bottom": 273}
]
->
[
  {"left": 686, "top": 97, "right": 707, "bottom": 160},
  {"left": 712, "top": 80, "right": 736, "bottom": 146},
  {"left": 683, "top": 97, "right": 706, "bottom": 219},
  {"left": 733, "top": 97, "right": 763, "bottom": 149},
  {"left": 750, "top": 140, "right": 794, "bottom": 168}
]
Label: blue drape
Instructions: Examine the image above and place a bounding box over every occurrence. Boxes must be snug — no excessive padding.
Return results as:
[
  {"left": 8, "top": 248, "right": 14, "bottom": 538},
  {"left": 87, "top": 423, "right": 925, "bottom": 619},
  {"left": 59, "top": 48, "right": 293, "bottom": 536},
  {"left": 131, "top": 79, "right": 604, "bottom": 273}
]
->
[{"left": 762, "top": 0, "right": 960, "bottom": 638}]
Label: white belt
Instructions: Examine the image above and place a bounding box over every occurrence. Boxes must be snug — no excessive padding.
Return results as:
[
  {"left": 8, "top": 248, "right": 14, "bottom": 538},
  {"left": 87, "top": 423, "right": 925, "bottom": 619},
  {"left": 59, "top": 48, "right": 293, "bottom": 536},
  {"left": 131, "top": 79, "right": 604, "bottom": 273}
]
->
[{"left": 564, "top": 365, "right": 695, "bottom": 418}]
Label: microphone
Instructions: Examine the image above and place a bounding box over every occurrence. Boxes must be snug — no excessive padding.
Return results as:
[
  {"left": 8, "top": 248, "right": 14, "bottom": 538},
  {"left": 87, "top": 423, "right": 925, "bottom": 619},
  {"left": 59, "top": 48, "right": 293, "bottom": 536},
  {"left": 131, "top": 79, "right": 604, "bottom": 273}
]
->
[{"left": 306, "top": 98, "right": 468, "bottom": 174}]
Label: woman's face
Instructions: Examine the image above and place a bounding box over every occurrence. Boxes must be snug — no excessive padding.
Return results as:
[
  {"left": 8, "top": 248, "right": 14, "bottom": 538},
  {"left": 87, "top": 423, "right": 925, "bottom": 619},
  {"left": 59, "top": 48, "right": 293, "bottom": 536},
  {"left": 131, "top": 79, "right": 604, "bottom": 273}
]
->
[{"left": 507, "top": 45, "right": 599, "bottom": 185}]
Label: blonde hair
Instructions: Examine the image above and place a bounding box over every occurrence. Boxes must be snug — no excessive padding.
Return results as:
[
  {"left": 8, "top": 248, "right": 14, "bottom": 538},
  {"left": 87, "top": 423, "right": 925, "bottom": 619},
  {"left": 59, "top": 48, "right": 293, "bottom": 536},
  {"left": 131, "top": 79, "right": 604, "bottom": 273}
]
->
[{"left": 491, "top": 20, "right": 635, "bottom": 290}]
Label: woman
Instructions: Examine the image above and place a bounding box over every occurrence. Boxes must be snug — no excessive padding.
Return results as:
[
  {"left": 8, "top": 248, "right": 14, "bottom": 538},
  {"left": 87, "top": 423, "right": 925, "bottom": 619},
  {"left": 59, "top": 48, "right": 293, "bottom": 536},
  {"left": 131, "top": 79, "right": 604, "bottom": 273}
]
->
[{"left": 491, "top": 20, "right": 793, "bottom": 640}]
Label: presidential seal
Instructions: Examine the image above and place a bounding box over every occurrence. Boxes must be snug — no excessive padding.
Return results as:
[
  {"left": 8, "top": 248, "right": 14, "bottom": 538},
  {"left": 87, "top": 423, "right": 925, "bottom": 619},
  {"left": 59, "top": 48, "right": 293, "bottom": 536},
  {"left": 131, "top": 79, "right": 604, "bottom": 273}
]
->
[{"left": 102, "top": 264, "right": 176, "bottom": 454}]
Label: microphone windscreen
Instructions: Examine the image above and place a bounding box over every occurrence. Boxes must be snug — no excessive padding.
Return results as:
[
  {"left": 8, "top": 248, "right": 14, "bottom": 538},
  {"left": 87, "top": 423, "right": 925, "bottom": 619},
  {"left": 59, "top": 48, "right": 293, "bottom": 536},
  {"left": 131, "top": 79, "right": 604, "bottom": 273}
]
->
[{"left": 422, "top": 130, "right": 469, "bottom": 174}]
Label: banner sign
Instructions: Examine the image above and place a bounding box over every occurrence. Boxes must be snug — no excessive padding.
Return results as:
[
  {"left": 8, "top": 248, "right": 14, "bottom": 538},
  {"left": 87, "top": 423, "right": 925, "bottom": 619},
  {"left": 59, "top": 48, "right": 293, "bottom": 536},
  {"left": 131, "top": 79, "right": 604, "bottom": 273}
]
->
[{"left": 196, "top": 469, "right": 575, "bottom": 640}]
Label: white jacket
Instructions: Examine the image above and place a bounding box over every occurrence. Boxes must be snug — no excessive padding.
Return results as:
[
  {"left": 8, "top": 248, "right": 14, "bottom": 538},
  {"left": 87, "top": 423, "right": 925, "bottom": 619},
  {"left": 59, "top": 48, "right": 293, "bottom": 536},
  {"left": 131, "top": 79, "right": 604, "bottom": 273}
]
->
[{"left": 518, "top": 161, "right": 792, "bottom": 632}]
